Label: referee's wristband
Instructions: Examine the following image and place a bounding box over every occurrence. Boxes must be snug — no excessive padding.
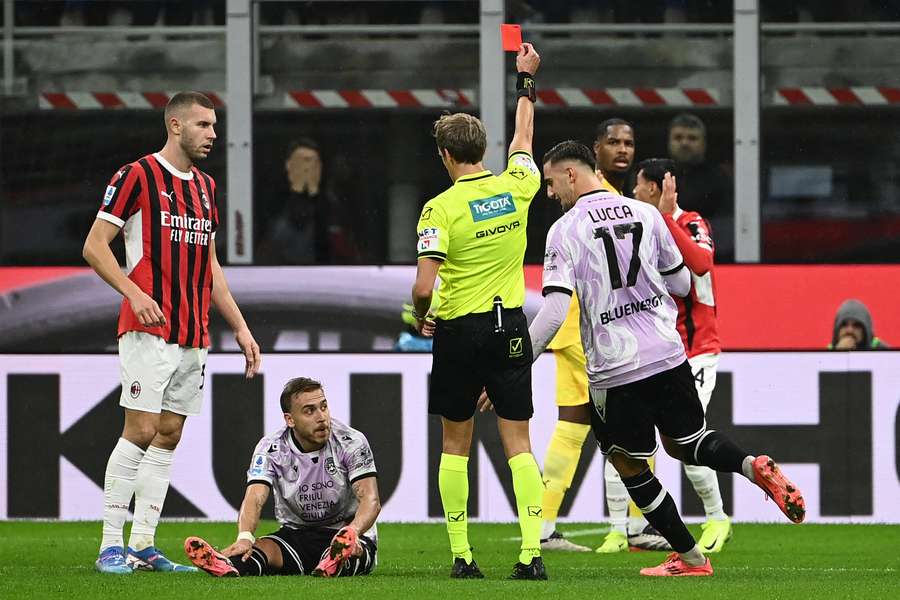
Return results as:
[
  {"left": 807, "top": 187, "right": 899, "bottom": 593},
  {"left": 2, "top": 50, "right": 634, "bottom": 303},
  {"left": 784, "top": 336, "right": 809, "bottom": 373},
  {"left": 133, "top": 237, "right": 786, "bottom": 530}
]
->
[
  {"left": 237, "top": 531, "right": 256, "bottom": 544},
  {"left": 516, "top": 71, "right": 536, "bottom": 102}
]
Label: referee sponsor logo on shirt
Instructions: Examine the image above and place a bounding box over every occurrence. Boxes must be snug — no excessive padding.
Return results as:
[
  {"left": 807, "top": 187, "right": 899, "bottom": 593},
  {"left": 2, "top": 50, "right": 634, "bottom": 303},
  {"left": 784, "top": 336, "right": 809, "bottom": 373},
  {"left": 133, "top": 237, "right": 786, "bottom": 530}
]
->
[
  {"left": 468, "top": 193, "right": 516, "bottom": 223},
  {"left": 475, "top": 220, "right": 520, "bottom": 239},
  {"left": 420, "top": 207, "right": 433, "bottom": 221},
  {"left": 417, "top": 227, "right": 440, "bottom": 252}
]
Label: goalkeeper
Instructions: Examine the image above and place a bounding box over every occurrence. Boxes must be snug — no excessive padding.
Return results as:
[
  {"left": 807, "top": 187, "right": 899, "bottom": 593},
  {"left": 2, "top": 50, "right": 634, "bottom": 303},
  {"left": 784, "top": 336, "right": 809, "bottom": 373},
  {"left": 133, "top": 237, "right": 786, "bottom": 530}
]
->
[{"left": 184, "top": 377, "right": 380, "bottom": 578}]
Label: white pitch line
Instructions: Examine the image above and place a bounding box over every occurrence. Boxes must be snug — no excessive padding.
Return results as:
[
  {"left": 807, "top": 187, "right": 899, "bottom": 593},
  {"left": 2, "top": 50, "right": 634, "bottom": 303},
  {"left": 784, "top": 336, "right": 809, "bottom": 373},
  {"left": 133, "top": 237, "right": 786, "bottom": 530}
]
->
[{"left": 500, "top": 526, "right": 609, "bottom": 541}]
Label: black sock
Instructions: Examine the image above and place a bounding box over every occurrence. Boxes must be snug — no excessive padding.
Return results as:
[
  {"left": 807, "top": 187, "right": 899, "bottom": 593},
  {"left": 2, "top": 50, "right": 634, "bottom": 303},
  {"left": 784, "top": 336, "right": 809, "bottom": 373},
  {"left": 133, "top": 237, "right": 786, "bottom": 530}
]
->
[
  {"left": 233, "top": 547, "right": 269, "bottom": 577},
  {"left": 690, "top": 430, "right": 749, "bottom": 473},
  {"left": 339, "top": 535, "right": 377, "bottom": 577},
  {"left": 621, "top": 468, "right": 695, "bottom": 553}
]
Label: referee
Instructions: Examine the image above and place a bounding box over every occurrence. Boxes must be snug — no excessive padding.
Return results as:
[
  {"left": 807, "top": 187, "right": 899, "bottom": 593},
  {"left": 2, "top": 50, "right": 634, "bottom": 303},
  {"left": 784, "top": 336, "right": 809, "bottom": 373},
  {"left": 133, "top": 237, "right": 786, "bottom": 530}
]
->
[{"left": 411, "top": 43, "right": 545, "bottom": 580}]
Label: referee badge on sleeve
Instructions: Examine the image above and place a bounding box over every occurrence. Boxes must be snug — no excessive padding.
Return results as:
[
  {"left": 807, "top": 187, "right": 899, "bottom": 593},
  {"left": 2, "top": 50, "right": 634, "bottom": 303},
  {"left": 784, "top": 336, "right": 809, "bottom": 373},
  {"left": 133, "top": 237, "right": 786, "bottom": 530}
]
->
[
  {"left": 511, "top": 153, "right": 539, "bottom": 176},
  {"left": 417, "top": 227, "right": 440, "bottom": 252}
]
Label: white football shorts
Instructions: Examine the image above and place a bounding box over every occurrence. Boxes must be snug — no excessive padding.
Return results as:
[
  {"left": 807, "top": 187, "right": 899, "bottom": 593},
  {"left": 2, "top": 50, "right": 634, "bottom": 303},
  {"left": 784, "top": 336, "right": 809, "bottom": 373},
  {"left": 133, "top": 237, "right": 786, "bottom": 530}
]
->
[
  {"left": 687, "top": 352, "right": 719, "bottom": 412},
  {"left": 118, "top": 331, "right": 209, "bottom": 416}
]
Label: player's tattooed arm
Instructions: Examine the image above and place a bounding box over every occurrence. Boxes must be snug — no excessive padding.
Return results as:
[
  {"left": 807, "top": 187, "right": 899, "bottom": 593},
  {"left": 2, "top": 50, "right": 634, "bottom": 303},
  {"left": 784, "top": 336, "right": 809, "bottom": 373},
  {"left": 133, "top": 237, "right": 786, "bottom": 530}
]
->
[
  {"left": 347, "top": 476, "right": 381, "bottom": 536},
  {"left": 222, "top": 483, "right": 270, "bottom": 560}
]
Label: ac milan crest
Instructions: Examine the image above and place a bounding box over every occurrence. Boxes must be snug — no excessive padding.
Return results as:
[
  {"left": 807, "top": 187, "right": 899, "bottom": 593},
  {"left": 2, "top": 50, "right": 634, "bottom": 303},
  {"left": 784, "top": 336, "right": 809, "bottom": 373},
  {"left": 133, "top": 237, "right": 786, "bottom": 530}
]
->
[{"left": 130, "top": 381, "right": 141, "bottom": 399}]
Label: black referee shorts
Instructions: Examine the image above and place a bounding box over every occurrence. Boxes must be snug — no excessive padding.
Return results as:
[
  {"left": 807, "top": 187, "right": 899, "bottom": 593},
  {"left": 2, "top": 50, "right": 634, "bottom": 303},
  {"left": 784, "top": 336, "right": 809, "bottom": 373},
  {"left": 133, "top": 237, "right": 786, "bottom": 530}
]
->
[
  {"left": 261, "top": 525, "right": 377, "bottom": 576},
  {"left": 589, "top": 360, "right": 706, "bottom": 459},
  {"left": 429, "top": 307, "right": 533, "bottom": 422}
]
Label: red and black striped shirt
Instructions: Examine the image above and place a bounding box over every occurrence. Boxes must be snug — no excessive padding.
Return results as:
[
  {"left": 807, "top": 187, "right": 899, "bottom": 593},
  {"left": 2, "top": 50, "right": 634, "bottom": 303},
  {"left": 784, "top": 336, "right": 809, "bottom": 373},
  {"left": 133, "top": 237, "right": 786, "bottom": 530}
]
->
[{"left": 97, "top": 153, "right": 219, "bottom": 348}]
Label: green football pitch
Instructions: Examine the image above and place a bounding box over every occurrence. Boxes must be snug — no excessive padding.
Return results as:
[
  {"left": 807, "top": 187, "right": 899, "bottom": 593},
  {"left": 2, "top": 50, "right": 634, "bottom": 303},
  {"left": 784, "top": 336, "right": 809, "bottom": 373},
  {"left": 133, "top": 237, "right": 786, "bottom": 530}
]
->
[{"left": 1, "top": 521, "right": 897, "bottom": 600}]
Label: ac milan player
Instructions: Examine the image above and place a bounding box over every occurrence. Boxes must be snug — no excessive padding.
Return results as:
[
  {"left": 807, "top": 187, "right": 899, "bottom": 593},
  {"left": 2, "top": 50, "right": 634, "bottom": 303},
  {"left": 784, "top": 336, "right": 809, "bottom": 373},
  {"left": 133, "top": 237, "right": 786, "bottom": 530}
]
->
[
  {"left": 83, "top": 92, "right": 261, "bottom": 574},
  {"left": 530, "top": 141, "right": 804, "bottom": 577},
  {"left": 184, "top": 377, "right": 380, "bottom": 578},
  {"left": 632, "top": 158, "right": 732, "bottom": 552}
]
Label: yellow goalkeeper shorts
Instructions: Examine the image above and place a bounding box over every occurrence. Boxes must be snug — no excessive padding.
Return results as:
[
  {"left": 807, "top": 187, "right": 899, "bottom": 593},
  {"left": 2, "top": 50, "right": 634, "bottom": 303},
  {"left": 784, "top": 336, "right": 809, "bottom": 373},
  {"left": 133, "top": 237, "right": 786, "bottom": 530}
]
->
[{"left": 554, "top": 344, "right": 589, "bottom": 407}]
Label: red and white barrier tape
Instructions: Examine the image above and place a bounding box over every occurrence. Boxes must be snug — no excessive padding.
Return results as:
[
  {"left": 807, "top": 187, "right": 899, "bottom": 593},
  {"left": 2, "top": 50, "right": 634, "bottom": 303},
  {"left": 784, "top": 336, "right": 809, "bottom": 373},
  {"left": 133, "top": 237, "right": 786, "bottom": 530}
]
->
[{"left": 37, "top": 88, "right": 900, "bottom": 109}]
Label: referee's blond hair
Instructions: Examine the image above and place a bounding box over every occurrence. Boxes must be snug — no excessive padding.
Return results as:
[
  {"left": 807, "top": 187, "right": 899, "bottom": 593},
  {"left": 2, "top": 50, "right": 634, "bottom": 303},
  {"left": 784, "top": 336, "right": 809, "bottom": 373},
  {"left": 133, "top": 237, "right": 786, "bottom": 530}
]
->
[{"left": 433, "top": 113, "right": 486, "bottom": 164}]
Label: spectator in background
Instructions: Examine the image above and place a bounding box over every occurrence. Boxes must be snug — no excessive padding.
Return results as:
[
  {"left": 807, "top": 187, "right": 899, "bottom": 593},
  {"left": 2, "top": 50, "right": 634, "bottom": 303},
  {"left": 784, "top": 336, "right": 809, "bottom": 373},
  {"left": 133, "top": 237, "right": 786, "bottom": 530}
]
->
[
  {"left": 256, "top": 138, "right": 359, "bottom": 265},
  {"left": 667, "top": 113, "right": 734, "bottom": 262},
  {"left": 830, "top": 299, "right": 889, "bottom": 350},
  {"left": 56, "top": 1, "right": 222, "bottom": 28}
]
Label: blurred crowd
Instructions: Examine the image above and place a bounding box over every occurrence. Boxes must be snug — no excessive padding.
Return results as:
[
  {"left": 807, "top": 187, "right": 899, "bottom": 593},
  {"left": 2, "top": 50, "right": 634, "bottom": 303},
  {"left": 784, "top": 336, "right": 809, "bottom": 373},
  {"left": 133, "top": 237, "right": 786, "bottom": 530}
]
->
[{"left": 9, "top": 0, "right": 900, "bottom": 28}]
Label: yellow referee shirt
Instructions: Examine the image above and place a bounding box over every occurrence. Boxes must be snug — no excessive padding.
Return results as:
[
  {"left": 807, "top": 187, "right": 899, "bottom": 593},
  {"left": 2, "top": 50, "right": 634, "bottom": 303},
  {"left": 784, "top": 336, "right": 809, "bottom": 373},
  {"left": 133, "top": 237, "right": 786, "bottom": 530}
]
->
[
  {"left": 416, "top": 151, "right": 541, "bottom": 320},
  {"left": 547, "top": 174, "right": 619, "bottom": 350}
]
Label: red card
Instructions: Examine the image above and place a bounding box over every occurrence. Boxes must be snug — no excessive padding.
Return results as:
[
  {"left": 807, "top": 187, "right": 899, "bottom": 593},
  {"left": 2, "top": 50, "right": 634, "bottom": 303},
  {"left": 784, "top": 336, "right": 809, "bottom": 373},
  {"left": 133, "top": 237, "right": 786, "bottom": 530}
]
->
[{"left": 500, "top": 24, "right": 522, "bottom": 52}]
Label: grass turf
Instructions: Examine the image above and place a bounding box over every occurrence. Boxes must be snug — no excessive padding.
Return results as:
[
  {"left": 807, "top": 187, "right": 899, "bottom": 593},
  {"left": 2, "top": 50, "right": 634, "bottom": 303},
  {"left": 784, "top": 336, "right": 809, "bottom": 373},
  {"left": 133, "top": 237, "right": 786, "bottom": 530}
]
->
[{"left": 1, "top": 521, "right": 897, "bottom": 599}]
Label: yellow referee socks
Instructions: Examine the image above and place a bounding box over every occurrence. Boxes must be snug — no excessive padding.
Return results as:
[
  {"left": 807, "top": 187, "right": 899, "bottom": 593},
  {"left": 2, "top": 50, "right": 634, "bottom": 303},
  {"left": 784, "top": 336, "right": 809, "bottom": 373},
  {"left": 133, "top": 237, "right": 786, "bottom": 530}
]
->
[
  {"left": 439, "top": 453, "right": 472, "bottom": 564},
  {"left": 541, "top": 420, "right": 591, "bottom": 526},
  {"left": 508, "top": 452, "right": 544, "bottom": 564}
]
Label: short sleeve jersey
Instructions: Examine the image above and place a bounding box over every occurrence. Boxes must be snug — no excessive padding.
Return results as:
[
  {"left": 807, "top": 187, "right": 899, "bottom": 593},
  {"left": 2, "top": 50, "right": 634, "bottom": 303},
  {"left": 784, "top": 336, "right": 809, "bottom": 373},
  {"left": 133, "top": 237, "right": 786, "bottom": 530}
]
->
[
  {"left": 415, "top": 152, "right": 541, "bottom": 320},
  {"left": 246, "top": 419, "right": 377, "bottom": 532},
  {"left": 542, "top": 190, "right": 687, "bottom": 388},
  {"left": 97, "top": 153, "right": 219, "bottom": 348},
  {"left": 547, "top": 175, "right": 620, "bottom": 351}
]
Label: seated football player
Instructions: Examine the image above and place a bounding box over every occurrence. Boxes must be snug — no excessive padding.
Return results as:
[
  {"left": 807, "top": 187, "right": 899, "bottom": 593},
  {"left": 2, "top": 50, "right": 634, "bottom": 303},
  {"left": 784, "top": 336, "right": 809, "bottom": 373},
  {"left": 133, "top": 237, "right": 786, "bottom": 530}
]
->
[{"left": 184, "top": 377, "right": 380, "bottom": 577}]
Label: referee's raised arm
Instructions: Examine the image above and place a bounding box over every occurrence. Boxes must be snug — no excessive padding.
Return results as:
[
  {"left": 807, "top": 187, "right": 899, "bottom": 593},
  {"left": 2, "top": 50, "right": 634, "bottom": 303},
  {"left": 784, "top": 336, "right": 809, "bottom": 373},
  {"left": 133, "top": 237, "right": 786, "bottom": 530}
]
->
[
  {"left": 412, "top": 42, "right": 548, "bottom": 580},
  {"left": 508, "top": 43, "right": 540, "bottom": 157}
]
